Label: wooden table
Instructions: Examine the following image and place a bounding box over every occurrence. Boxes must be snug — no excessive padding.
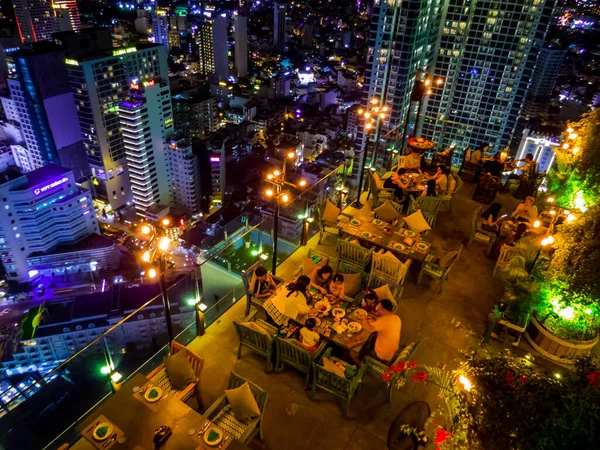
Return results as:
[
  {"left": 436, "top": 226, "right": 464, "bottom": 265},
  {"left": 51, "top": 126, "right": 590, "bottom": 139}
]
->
[
  {"left": 341, "top": 219, "right": 431, "bottom": 262},
  {"left": 71, "top": 374, "right": 248, "bottom": 450}
]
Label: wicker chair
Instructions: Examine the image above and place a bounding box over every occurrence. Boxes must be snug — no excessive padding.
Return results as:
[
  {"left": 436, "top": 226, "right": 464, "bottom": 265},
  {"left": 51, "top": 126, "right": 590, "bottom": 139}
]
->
[
  {"left": 364, "top": 341, "right": 421, "bottom": 403},
  {"left": 417, "top": 245, "right": 463, "bottom": 293},
  {"left": 234, "top": 311, "right": 276, "bottom": 373},
  {"left": 468, "top": 205, "right": 497, "bottom": 256},
  {"left": 146, "top": 341, "right": 204, "bottom": 403},
  {"left": 274, "top": 337, "right": 327, "bottom": 388},
  {"left": 204, "top": 372, "right": 268, "bottom": 444},
  {"left": 311, "top": 353, "right": 368, "bottom": 417}
]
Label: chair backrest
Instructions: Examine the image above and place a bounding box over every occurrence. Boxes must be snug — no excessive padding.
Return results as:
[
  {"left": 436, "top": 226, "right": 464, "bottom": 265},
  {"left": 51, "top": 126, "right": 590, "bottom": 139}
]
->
[
  {"left": 453, "top": 174, "right": 464, "bottom": 194},
  {"left": 472, "top": 204, "right": 484, "bottom": 234},
  {"left": 274, "top": 337, "right": 313, "bottom": 372},
  {"left": 228, "top": 371, "right": 268, "bottom": 413},
  {"left": 171, "top": 341, "right": 204, "bottom": 377},
  {"left": 313, "top": 362, "right": 352, "bottom": 396},
  {"left": 371, "top": 252, "right": 409, "bottom": 284},
  {"left": 397, "top": 155, "right": 407, "bottom": 169},
  {"left": 337, "top": 239, "right": 371, "bottom": 266},
  {"left": 242, "top": 260, "right": 264, "bottom": 294},
  {"left": 234, "top": 321, "right": 272, "bottom": 354},
  {"left": 445, "top": 244, "right": 463, "bottom": 275},
  {"left": 495, "top": 244, "right": 521, "bottom": 277},
  {"left": 416, "top": 196, "right": 443, "bottom": 216}
]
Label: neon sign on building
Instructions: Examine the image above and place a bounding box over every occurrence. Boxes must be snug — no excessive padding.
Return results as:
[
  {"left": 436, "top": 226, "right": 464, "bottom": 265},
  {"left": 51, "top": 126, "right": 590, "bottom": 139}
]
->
[{"left": 33, "top": 176, "right": 69, "bottom": 196}]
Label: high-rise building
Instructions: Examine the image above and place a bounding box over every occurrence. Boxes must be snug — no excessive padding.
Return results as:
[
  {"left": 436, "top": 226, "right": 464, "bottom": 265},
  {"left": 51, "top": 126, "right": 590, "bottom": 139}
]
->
[
  {"left": 274, "top": 2, "right": 286, "bottom": 52},
  {"left": 421, "top": 0, "right": 556, "bottom": 156},
  {"left": 11, "top": 0, "right": 56, "bottom": 43},
  {"left": 197, "top": 13, "right": 228, "bottom": 81},
  {"left": 234, "top": 9, "right": 248, "bottom": 77},
  {"left": 172, "top": 91, "right": 218, "bottom": 139},
  {"left": 66, "top": 44, "right": 169, "bottom": 212},
  {"left": 52, "top": 0, "right": 81, "bottom": 32},
  {"left": 119, "top": 79, "right": 173, "bottom": 217},
  {"left": 152, "top": 8, "right": 170, "bottom": 51},
  {"left": 0, "top": 164, "right": 105, "bottom": 282},
  {"left": 168, "top": 134, "right": 200, "bottom": 215},
  {"left": 357, "top": 0, "right": 443, "bottom": 172},
  {"left": 302, "top": 22, "right": 314, "bottom": 49},
  {"left": 521, "top": 46, "right": 566, "bottom": 118},
  {"left": 5, "top": 44, "right": 88, "bottom": 178}
]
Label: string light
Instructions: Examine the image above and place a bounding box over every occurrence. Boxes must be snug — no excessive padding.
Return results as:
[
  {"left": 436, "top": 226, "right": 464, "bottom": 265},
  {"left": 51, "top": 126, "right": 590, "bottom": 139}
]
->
[
  {"left": 273, "top": 170, "right": 280, "bottom": 176},
  {"left": 569, "top": 133, "right": 578, "bottom": 140},
  {"left": 266, "top": 189, "right": 274, "bottom": 197},
  {"left": 533, "top": 220, "right": 541, "bottom": 228},
  {"left": 287, "top": 152, "right": 295, "bottom": 159},
  {"left": 148, "top": 268, "right": 157, "bottom": 278},
  {"left": 267, "top": 173, "right": 274, "bottom": 180},
  {"left": 141, "top": 225, "right": 151, "bottom": 235},
  {"left": 162, "top": 218, "right": 170, "bottom": 226},
  {"left": 299, "top": 180, "right": 307, "bottom": 187},
  {"left": 281, "top": 194, "right": 289, "bottom": 203}
]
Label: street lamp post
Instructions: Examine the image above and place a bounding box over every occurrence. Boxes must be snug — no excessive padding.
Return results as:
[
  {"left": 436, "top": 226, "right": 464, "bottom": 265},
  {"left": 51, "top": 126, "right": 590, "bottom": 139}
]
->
[{"left": 354, "top": 98, "right": 387, "bottom": 208}]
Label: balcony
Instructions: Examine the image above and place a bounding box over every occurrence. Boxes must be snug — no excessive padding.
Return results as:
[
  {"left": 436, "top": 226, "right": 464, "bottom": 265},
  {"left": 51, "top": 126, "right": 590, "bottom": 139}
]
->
[{"left": 0, "top": 164, "right": 513, "bottom": 450}]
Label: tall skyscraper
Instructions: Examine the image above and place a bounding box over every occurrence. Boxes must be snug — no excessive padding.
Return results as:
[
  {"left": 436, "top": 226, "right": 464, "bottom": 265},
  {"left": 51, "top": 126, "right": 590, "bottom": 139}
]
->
[
  {"left": 521, "top": 46, "right": 566, "bottom": 118},
  {"left": 234, "top": 9, "right": 248, "bottom": 77},
  {"left": 11, "top": 0, "right": 56, "bottom": 43},
  {"left": 197, "top": 12, "right": 228, "bottom": 81},
  {"left": 152, "top": 8, "right": 170, "bottom": 51},
  {"left": 52, "top": 0, "right": 81, "bottom": 32},
  {"left": 421, "top": 0, "right": 556, "bottom": 155},
  {"left": 357, "top": 0, "right": 443, "bottom": 172},
  {"left": 168, "top": 134, "right": 200, "bottom": 215},
  {"left": 5, "top": 44, "right": 88, "bottom": 177},
  {"left": 66, "top": 44, "right": 169, "bottom": 212},
  {"left": 274, "top": 2, "right": 286, "bottom": 52},
  {"left": 119, "top": 79, "right": 173, "bottom": 217}
]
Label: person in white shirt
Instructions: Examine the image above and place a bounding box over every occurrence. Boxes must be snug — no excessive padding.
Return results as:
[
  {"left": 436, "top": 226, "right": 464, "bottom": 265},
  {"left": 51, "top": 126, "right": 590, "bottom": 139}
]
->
[
  {"left": 426, "top": 165, "right": 448, "bottom": 193},
  {"left": 299, "top": 317, "right": 321, "bottom": 352},
  {"left": 264, "top": 276, "right": 312, "bottom": 325}
]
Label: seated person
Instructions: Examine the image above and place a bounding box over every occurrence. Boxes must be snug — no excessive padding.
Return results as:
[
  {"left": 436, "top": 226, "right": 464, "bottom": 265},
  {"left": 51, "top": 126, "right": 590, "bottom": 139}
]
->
[
  {"left": 360, "top": 291, "right": 380, "bottom": 314},
  {"left": 421, "top": 179, "right": 438, "bottom": 197},
  {"left": 483, "top": 152, "right": 504, "bottom": 178},
  {"left": 383, "top": 169, "right": 409, "bottom": 202},
  {"left": 309, "top": 265, "right": 333, "bottom": 295},
  {"left": 328, "top": 274, "right": 345, "bottom": 300},
  {"left": 470, "top": 146, "right": 483, "bottom": 164},
  {"left": 504, "top": 153, "right": 536, "bottom": 188},
  {"left": 504, "top": 222, "right": 529, "bottom": 247},
  {"left": 252, "top": 266, "right": 277, "bottom": 299},
  {"left": 299, "top": 317, "right": 321, "bottom": 352},
  {"left": 405, "top": 149, "right": 422, "bottom": 170},
  {"left": 361, "top": 299, "right": 401, "bottom": 363},
  {"left": 481, "top": 202, "right": 505, "bottom": 233},
  {"left": 425, "top": 165, "right": 448, "bottom": 193},
  {"left": 511, "top": 196, "right": 538, "bottom": 223},
  {"left": 264, "top": 276, "right": 312, "bottom": 325}
]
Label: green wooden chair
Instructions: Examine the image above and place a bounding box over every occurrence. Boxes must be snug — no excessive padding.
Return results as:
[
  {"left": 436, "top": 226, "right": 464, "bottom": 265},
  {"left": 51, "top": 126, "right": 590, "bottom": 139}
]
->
[
  {"left": 274, "top": 337, "right": 327, "bottom": 388},
  {"left": 311, "top": 354, "right": 368, "bottom": 417},
  {"left": 417, "top": 245, "right": 463, "bottom": 293},
  {"left": 242, "top": 260, "right": 284, "bottom": 315},
  {"left": 367, "top": 169, "right": 395, "bottom": 205},
  {"left": 370, "top": 251, "right": 411, "bottom": 286},
  {"left": 407, "top": 196, "right": 444, "bottom": 228},
  {"left": 234, "top": 311, "right": 276, "bottom": 373},
  {"left": 467, "top": 205, "right": 496, "bottom": 257},
  {"left": 204, "top": 372, "right": 268, "bottom": 444},
  {"left": 364, "top": 341, "right": 421, "bottom": 403},
  {"left": 337, "top": 238, "right": 373, "bottom": 273},
  {"left": 316, "top": 201, "right": 353, "bottom": 244}
]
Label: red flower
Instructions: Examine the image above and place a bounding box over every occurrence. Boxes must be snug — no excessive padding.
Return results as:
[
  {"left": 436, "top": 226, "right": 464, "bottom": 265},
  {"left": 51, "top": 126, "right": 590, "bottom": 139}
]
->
[
  {"left": 412, "top": 371, "right": 427, "bottom": 382},
  {"left": 390, "top": 361, "right": 406, "bottom": 372},
  {"left": 587, "top": 371, "right": 600, "bottom": 387},
  {"left": 518, "top": 375, "right": 527, "bottom": 383},
  {"left": 434, "top": 428, "right": 452, "bottom": 450},
  {"left": 505, "top": 370, "right": 515, "bottom": 387},
  {"left": 407, "top": 361, "right": 417, "bottom": 369},
  {"left": 382, "top": 372, "right": 393, "bottom": 382}
]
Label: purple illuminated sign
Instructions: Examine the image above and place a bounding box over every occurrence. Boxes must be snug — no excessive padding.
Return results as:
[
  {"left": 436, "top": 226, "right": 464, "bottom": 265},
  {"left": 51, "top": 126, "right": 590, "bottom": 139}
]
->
[{"left": 33, "top": 176, "right": 69, "bottom": 196}]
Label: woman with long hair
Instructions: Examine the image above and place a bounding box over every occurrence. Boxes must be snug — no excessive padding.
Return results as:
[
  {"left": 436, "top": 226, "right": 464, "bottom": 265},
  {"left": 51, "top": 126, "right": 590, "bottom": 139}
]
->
[
  {"left": 481, "top": 202, "right": 504, "bottom": 233},
  {"left": 309, "top": 265, "right": 333, "bottom": 295},
  {"left": 264, "top": 275, "right": 312, "bottom": 325}
]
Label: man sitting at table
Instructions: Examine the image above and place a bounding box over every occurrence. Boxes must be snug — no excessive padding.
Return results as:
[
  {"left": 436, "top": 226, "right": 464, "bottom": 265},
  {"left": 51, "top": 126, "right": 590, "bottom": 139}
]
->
[
  {"left": 405, "top": 149, "right": 422, "bottom": 171},
  {"left": 361, "top": 300, "right": 401, "bottom": 363},
  {"left": 252, "top": 266, "right": 277, "bottom": 299},
  {"left": 383, "top": 169, "right": 409, "bottom": 202}
]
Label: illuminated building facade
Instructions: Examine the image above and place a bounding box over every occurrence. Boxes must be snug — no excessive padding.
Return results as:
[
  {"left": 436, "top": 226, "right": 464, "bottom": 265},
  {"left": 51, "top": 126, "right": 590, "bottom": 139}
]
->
[
  {"left": 152, "top": 8, "right": 170, "bottom": 51},
  {"left": 66, "top": 44, "right": 168, "bottom": 211},
  {"left": 197, "top": 13, "right": 228, "bottom": 81},
  {"left": 52, "top": 0, "right": 80, "bottom": 32},
  {"left": 234, "top": 9, "right": 248, "bottom": 77},
  {"left": 274, "top": 2, "right": 286, "bottom": 52},
  {"left": 168, "top": 134, "right": 200, "bottom": 215},
  {"left": 11, "top": 0, "right": 79, "bottom": 43},
  {"left": 0, "top": 165, "right": 99, "bottom": 282},
  {"left": 421, "top": 0, "right": 556, "bottom": 156},
  {"left": 119, "top": 79, "right": 173, "bottom": 217}
]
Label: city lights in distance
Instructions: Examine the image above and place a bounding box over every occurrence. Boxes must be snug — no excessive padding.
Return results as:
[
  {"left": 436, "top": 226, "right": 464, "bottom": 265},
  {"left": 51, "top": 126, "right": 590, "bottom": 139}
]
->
[
  {"left": 546, "top": 197, "right": 555, "bottom": 203},
  {"left": 158, "top": 237, "right": 170, "bottom": 251},
  {"left": 533, "top": 220, "right": 541, "bottom": 228},
  {"left": 267, "top": 174, "right": 274, "bottom": 180},
  {"left": 424, "top": 79, "right": 431, "bottom": 86},
  {"left": 566, "top": 213, "right": 576, "bottom": 223},
  {"left": 364, "top": 112, "right": 371, "bottom": 119},
  {"left": 281, "top": 194, "right": 289, "bottom": 203},
  {"left": 370, "top": 98, "right": 379, "bottom": 105},
  {"left": 274, "top": 170, "right": 281, "bottom": 176},
  {"left": 148, "top": 268, "right": 157, "bottom": 278},
  {"left": 573, "top": 147, "right": 580, "bottom": 154},
  {"left": 436, "top": 78, "right": 443, "bottom": 85},
  {"left": 567, "top": 127, "right": 574, "bottom": 133},
  {"left": 141, "top": 225, "right": 151, "bottom": 235},
  {"left": 299, "top": 180, "right": 307, "bottom": 187},
  {"left": 357, "top": 108, "right": 364, "bottom": 115},
  {"left": 142, "top": 251, "right": 151, "bottom": 262},
  {"left": 569, "top": 133, "right": 578, "bottom": 140},
  {"left": 162, "top": 218, "right": 170, "bottom": 226},
  {"left": 562, "top": 143, "right": 570, "bottom": 150},
  {"left": 288, "top": 152, "right": 296, "bottom": 159}
]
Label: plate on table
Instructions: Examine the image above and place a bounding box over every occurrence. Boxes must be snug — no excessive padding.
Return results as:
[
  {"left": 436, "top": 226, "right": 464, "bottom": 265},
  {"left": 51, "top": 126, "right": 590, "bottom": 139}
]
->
[
  {"left": 416, "top": 242, "right": 428, "bottom": 250},
  {"left": 314, "top": 300, "right": 331, "bottom": 313},
  {"left": 144, "top": 386, "right": 163, "bottom": 403},
  {"left": 393, "top": 243, "right": 406, "bottom": 251},
  {"left": 92, "top": 423, "right": 113, "bottom": 441},
  {"left": 332, "top": 308, "right": 345, "bottom": 318},
  {"left": 373, "top": 219, "right": 383, "bottom": 226},
  {"left": 404, "top": 230, "right": 416, "bottom": 237},
  {"left": 353, "top": 308, "right": 367, "bottom": 320},
  {"left": 347, "top": 322, "right": 362, "bottom": 333},
  {"left": 350, "top": 219, "right": 361, "bottom": 226},
  {"left": 361, "top": 231, "right": 373, "bottom": 238},
  {"left": 204, "top": 427, "right": 223, "bottom": 446},
  {"left": 332, "top": 322, "right": 347, "bottom": 333}
]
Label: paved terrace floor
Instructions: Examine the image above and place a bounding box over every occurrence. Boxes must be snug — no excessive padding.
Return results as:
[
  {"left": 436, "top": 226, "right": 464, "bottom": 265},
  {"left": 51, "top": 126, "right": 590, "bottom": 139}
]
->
[{"left": 185, "top": 182, "right": 517, "bottom": 450}]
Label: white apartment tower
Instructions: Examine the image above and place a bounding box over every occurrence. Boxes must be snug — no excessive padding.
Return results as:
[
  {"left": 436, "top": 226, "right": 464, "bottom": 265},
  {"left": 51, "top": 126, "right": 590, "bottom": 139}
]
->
[
  {"left": 421, "top": 0, "right": 557, "bottom": 156},
  {"left": 197, "top": 12, "right": 228, "bottom": 81},
  {"left": 67, "top": 44, "right": 169, "bottom": 212},
  {"left": 152, "top": 8, "right": 170, "bottom": 51},
  {"left": 119, "top": 79, "right": 173, "bottom": 217},
  {"left": 168, "top": 134, "right": 200, "bottom": 215},
  {"left": 234, "top": 9, "right": 248, "bottom": 77},
  {"left": 274, "top": 2, "right": 286, "bottom": 52}
]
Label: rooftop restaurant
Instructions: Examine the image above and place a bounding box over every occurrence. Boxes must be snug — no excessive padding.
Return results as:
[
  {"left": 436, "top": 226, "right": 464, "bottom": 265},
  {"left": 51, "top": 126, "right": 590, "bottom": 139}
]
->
[{"left": 1, "top": 111, "right": 600, "bottom": 450}]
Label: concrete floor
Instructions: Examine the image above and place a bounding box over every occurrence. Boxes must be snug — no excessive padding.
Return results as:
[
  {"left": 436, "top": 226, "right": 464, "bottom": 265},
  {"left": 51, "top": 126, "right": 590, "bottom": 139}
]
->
[{"left": 186, "top": 182, "right": 514, "bottom": 450}]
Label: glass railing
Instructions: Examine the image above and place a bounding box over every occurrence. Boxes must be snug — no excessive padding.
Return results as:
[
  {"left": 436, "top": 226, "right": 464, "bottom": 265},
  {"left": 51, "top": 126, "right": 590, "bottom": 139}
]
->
[{"left": 0, "top": 162, "right": 350, "bottom": 450}]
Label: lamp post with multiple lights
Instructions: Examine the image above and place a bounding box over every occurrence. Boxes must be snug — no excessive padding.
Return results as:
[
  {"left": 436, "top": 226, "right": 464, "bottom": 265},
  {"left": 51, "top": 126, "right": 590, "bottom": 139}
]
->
[
  {"left": 140, "top": 221, "right": 175, "bottom": 343},
  {"left": 265, "top": 151, "right": 307, "bottom": 275},
  {"left": 355, "top": 98, "right": 387, "bottom": 208}
]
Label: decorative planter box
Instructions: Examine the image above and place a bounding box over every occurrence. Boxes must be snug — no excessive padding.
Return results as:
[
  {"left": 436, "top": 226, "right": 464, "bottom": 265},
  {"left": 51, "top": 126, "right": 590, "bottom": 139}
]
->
[
  {"left": 492, "top": 317, "right": 528, "bottom": 347},
  {"left": 525, "top": 314, "right": 599, "bottom": 363}
]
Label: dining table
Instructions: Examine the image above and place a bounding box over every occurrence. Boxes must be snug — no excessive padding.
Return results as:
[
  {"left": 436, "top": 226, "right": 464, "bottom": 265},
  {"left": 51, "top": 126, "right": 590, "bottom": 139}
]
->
[
  {"left": 70, "top": 373, "right": 248, "bottom": 450},
  {"left": 341, "top": 217, "right": 432, "bottom": 262}
]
